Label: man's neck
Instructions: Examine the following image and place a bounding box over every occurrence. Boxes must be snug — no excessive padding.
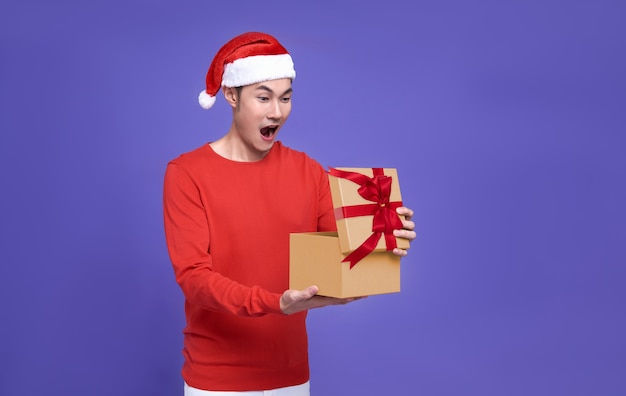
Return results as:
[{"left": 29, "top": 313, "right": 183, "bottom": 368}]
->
[{"left": 209, "top": 134, "right": 269, "bottom": 162}]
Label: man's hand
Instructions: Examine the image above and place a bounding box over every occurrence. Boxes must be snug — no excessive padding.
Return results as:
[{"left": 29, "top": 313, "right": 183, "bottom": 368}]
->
[
  {"left": 392, "top": 206, "right": 417, "bottom": 257},
  {"left": 280, "top": 285, "right": 363, "bottom": 315}
]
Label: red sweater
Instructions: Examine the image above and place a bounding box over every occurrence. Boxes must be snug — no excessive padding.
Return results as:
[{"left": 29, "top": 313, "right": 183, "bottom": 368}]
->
[{"left": 163, "top": 142, "right": 336, "bottom": 391}]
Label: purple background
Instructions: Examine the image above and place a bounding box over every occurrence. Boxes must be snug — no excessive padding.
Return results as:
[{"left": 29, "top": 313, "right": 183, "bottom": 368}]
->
[{"left": 1, "top": 1, "right": 625, "bottom": 395}]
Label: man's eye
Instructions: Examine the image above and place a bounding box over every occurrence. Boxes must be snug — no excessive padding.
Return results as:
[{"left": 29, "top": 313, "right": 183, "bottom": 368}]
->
[
  {"left": 281, "top": 97, "right": 291, "bottom": 103},
  {"left": 259, "top": 97, "right": 269, "bottom": 101}
]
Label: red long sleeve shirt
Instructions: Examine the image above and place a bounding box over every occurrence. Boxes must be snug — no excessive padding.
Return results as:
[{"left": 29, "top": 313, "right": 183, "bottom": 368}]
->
[{"left": 163, "top": 142, "right": 336, "bottom": 391}]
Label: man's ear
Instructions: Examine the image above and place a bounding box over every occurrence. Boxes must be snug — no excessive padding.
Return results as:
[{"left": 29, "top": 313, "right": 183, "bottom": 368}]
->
[{"left": 223, "top": 86, "right": 237, "bottom": 108}]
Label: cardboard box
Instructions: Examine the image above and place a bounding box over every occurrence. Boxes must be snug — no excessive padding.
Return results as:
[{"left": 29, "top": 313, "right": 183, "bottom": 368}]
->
[
  {"left": 289, "top": 167, "right": 406, "bottom": 298},
  {"left": 289, "top": 232, "right": 401, "bottom": 298}
]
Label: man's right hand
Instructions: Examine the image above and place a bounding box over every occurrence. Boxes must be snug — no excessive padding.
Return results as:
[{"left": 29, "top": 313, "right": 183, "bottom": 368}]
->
[{"left": 280, "top": 285, "right": 364, "bottom": 315}]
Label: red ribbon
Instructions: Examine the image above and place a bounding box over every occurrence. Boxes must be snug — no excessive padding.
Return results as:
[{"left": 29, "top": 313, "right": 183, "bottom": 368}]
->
[{"left": 328, "top": 168, "right": 404, "bottom": 268}]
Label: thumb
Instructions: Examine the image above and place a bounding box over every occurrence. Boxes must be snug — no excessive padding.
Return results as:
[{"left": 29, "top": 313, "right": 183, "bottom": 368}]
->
[{"left": 302, "top": 285, "right": 319, "bottom": 299}]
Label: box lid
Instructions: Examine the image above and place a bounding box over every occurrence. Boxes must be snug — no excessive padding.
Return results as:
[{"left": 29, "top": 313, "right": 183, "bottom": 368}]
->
[{"left": 328, "top": 167, "right": 409, "bottom": 266}]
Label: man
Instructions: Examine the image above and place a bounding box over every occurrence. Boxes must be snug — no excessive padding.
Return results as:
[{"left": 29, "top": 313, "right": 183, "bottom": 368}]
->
[{"left": 163, "top": 32, "right": 416, "bottom": 395}]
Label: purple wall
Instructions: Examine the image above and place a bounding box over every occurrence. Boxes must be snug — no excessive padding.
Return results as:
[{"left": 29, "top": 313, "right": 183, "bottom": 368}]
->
[{"left": 1, "top": 1, "right": 624, "bottom": 395}]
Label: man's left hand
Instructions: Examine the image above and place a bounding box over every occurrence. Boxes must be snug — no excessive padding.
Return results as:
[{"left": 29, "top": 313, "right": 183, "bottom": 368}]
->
[{"left": 392, "top": 206, "right": 416, "bottom": 257}]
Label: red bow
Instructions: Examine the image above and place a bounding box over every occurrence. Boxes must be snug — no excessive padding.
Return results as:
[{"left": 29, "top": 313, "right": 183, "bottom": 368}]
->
[{"left": 328, "top": 168, "right": 404, "bottom": 268}]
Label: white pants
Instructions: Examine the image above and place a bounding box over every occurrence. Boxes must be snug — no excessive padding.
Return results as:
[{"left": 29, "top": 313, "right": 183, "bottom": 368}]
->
[{"left": 184, "top": 381, "right": 310, "bottom": 396}]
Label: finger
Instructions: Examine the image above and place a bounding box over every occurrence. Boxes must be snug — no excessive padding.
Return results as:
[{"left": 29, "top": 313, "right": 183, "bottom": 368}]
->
[
  {"left": 396, "top": 206, "right": 414, "bottom": 220},
  {"left": 400, "top": 219, "right": 415, "bottom": 231},
  {"left": 393, "top": 228, "right": 417, "bottom": 241},
  {"left": 396, "top": 206, "right": 414, "bottom": 221},
  {"left": 299, "top": 285, "right": 319, "bottom": 301},
  {"left": 323, "top": 296, "right": 360, "bottom": 305},
  {"left": 392, "top": 248, "right": 409, "bottom": 257},
  {"left": 305, "top": 285, "right": 319, "bottom": 295}
]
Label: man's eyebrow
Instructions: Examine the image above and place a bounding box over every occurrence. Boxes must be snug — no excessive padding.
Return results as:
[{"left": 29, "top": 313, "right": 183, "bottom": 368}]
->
[{"left": 255, "top": 85, "right": 293, "bottom": 96}]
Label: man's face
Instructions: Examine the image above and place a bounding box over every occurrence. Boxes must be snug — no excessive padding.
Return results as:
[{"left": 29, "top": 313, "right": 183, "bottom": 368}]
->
[{"left": 229, "top": 78, "right": 292, "bottom": 160}]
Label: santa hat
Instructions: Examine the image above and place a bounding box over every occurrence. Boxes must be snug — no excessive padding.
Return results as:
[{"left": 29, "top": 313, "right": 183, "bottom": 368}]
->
[{"left": 198, "top": 32, "right": 296, "bottom": 109}]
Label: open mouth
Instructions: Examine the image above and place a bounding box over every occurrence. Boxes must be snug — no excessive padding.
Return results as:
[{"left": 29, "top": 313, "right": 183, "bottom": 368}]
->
[{"left": 260, "top": 125, "right": 278, "bottom": 139}]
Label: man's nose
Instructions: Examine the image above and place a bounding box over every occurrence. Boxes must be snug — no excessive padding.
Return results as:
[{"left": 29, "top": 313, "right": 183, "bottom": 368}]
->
[{"left": 267, "top": 100, "right": 282, "bottom": 120}]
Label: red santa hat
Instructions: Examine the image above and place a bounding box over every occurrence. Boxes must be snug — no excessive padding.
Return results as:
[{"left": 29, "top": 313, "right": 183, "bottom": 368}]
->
[{"left": 198, "top": 32, "right": 296, "bottom": 109}]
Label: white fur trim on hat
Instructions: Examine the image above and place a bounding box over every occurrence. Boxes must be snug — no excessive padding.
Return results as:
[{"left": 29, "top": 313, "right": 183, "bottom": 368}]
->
[
  {"left": 198, "top": 90, "right": 217, "bottom": 109},
  {"left": 222, "top": 54, "right": 296, "bottom": 88}
]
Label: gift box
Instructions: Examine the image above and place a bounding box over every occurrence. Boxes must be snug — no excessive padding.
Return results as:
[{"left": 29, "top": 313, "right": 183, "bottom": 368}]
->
[{"left": 289, "top": 167, "right": 407, "bottom": 298}]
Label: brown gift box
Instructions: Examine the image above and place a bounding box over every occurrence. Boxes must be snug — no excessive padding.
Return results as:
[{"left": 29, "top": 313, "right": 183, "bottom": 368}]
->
[{"left": 289, "top": 168, "right": 406, "bottom": 298}]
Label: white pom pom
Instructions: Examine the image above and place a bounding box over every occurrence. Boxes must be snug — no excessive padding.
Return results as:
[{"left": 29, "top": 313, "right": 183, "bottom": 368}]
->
[{"left": 198, "top": 91, "right": 216, "bottom": 109}]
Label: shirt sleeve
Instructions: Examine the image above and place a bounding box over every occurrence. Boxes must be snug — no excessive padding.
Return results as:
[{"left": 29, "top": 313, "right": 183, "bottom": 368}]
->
[
  {"left": 316, "top": 163, "right": 337, "bottom": 232},
  {"left": 163, "top": 162, "right": 283, "bottom": 316}
]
